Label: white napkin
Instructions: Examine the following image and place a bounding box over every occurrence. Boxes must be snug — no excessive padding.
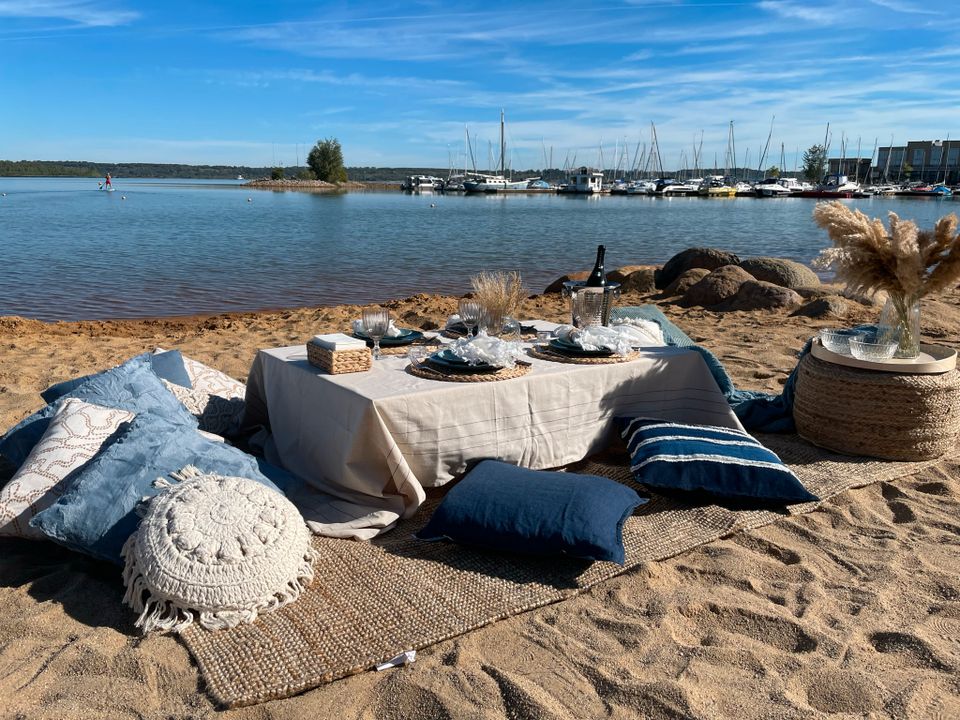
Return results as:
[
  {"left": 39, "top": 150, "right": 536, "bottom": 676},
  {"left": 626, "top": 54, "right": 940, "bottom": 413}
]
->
[
  {"left": 447, "top": 334, "right": 526, "bottom": 368},
  {"left": 352, "top": 319, "right": 404, "bottom": 338},
  {"left": 446, "top": 314, "right": 461, "bottom": 327},
  {"left": 311, "top": 333, "right": 367, "bottom": 351},
  {"left": 609, "top": 317, "right": 665, "bottom": 347}
]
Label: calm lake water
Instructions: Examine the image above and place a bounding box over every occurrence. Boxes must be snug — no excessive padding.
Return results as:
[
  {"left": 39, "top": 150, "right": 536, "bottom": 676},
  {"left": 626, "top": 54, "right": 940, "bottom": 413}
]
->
[{"left": 1, "top": 176, "right": 957, "bottom": 321}]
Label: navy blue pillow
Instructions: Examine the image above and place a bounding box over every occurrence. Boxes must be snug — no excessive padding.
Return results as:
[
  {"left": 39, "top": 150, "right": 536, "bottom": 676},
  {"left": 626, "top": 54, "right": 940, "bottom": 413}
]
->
[
  {"left": 40, "top": 350, "right": 192, "bottom": 403},
  {"left": 621, "top": 417, "right": 818, "bottom": 504},
  {"left": 0, "top": 356, "right": 197, "bottom": 469},
  {"left": 416, "top": 460, "right": 644, "bottom": 565},
  {"left": 30, "top": 412, "right": 282, "bottom": 565}
]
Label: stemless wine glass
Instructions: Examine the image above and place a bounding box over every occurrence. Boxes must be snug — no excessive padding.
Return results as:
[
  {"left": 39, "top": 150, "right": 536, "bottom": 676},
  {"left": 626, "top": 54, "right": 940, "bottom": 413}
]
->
[
  {"left": 361, "top": 307, "right": 391, "bottom": 360},
  {"left": 480, "top": 307, "right": 505, "bottom": 337},
  {"left": 458, "top": 299, "right": 481, "bottom": 337}
]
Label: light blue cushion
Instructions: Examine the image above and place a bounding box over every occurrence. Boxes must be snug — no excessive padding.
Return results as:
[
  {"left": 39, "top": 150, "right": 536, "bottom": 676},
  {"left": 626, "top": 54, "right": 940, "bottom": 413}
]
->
[
  {"left": 0, "top": 356, "right": 197, "bottom": 469},
  {"left": 30, "top": 412, "right": 282, "bottom": 565},
  {"left": 621, "top": 417, "right": 818, "bottom": 504},
  {"left": 40, "top": 350, "right": 192, "bottom": 403},
  {"left": 416, "top": 460, "right": 644, "bottom": 565}
]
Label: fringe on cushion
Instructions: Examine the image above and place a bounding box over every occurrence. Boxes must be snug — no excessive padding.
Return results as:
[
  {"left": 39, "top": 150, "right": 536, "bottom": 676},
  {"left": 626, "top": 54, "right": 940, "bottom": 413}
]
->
[{"left": 121, "top": 535, "right": 318, "bottom": 634}]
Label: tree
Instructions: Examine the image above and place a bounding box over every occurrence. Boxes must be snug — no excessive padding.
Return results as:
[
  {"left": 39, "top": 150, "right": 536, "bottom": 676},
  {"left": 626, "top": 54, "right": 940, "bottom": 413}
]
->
[
  {"left": 801, "top": 144, "right": 827, "bottom": 183},
  {"left": 271, "top": 166, "right": 285, "bottom": 180},
  {"left": 765, "top": 165, "right": 780, "bottom": 178},
  {"left": 307, "top": 138, "right": 347, "bottom": 182}
]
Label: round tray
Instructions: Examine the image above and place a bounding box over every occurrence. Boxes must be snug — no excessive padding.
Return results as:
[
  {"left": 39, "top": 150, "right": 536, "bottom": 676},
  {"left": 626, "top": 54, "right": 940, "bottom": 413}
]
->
[{"left": 810, "top": 338, "right": 957, "bottom": 374}]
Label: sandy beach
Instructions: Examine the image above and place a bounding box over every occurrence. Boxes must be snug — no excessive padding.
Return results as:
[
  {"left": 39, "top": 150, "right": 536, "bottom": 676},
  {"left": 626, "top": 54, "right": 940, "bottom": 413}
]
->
[{"left": 1, "top": 283, "right": 959, "bottom": 719}]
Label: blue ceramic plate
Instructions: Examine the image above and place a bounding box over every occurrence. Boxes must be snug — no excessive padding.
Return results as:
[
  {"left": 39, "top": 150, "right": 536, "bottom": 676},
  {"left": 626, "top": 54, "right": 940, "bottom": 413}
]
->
[
  {"left": 549, "top": 337, "right": 614, "bottom": 357},
  {"left": 426, "top": 349, "right": 497, "bottom": 373},
  {"left": 353, "top": 328, "right": 423, "bottom": 347}
]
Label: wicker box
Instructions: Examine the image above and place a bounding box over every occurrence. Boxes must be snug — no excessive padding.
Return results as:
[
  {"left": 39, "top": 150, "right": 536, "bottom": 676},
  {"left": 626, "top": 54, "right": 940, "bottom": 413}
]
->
[
  {"left": 306, "top": 340, "right": 372, "bottom": 374},
  {"left": 794, "top": 353, "right": 960, "bottom": 461}
]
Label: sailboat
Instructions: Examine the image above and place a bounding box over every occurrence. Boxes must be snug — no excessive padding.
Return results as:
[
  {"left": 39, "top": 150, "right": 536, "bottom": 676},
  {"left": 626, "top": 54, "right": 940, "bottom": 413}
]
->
[{"left": 463, "top": 110, "right": 529, "bottom": 193}]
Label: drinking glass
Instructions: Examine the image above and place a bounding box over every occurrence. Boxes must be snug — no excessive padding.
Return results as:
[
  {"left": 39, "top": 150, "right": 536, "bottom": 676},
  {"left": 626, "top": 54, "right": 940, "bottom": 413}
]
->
[
  {"left": 406, "top": 346, "right": 427, "bottom": 365},
  {"left": 573, "top": 290, "right": 605, "bottom": 328},
  {"left": 501, "top": 317, "right": 522, "bottom": 342},
  {"left": 458, "top": 299, "right": 481, "bottom": 337},
  {"left": 480, "top": 307, "right": 505, "bottom": 337},
  {"left": 361, "top": 307, "right": 391, "bottom": 360}
]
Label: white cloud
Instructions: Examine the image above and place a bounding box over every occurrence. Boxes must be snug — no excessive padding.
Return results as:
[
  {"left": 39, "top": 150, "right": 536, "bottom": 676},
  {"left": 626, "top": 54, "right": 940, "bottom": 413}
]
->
[
  {"left": 757, "top": 1, "right": 838, "bottom": 24},
  {"left": 0, "top": 0, "right": 138, "bottom": 26}
]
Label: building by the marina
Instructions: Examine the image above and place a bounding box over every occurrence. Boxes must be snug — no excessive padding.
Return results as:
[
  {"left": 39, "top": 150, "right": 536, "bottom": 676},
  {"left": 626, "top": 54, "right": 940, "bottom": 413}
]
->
[{"left": 832, "top": 139, "right": 960, "bottom": 184}]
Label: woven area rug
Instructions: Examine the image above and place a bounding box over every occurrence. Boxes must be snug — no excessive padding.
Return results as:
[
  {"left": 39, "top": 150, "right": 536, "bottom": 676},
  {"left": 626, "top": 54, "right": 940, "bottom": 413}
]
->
[{"left": 181, "top": 434, "right": 952, "bottom": 708}]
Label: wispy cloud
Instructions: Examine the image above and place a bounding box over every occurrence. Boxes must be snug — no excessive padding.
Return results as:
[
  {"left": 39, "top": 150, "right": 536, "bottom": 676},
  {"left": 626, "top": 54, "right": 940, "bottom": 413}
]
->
[
  {"left": 0, "top": 0, "right": 138, "bottom": 27},
  {"left": 866, "top": 0, "right": 940, "bottom": 14},
  {"left": 757, "top": 1, "right": 839, "bottom": 24}
]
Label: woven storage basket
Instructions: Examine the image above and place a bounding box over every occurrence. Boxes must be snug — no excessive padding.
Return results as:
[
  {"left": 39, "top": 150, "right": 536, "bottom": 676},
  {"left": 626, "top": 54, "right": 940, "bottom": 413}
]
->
[
  {"left": 306, "top": 341, "right": 371, "bottom": 374},
  {"left": 793, "top": 353, "right": 960, "bottom": 461}
]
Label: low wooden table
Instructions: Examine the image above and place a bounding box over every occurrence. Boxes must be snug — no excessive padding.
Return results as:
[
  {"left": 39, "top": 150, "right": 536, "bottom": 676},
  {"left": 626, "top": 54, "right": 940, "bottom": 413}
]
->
[{"left": 793, "top": 353, "right": 960, "bottom": 461}]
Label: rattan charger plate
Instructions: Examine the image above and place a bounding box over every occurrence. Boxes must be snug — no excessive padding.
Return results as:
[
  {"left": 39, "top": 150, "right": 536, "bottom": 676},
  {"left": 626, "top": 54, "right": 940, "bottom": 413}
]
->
[
  {"left": 407, "top": 360, "right": 532, "bottom": 382},
  {"left": 377, "top": 339, "right": 443, "bottom": 356},
  {"left": 528, "top": 344, "right": 639, "bottom": 365}
]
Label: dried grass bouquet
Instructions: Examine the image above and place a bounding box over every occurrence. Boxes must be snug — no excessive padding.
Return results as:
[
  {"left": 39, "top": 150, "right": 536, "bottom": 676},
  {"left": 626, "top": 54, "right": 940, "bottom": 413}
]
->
[
  {"left": 812, "top": 200, "right": 960, "bottom": 299},
  {"left": 470, "top": 270, "right": 528, "bottom": 320}
]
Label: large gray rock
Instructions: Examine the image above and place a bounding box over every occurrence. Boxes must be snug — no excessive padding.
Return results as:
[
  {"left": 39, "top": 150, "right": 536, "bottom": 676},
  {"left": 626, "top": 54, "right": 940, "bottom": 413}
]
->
[
  {"left": 739, "top": 257, "right": 820, "bottom": 289},
  {"left": 661, "top": 268, "right": 710, "bottom": 297},
  {"left": 655, "top": 248, "right": 741, "bottom": 289},
  {"left": 679, "top": 265, "right": 754, "bottom": 308},
  {"left": 720, "top": 280, "right": 803, "bottom": 311},
  {"left": 608, "top": 265, "right": 657, "bottom": 293},
  {"left": 544, "top": 271, "right": 590, "bottom": 294},
  {"left": 790, "top": 296, "right": 850, "bottom": 319}
]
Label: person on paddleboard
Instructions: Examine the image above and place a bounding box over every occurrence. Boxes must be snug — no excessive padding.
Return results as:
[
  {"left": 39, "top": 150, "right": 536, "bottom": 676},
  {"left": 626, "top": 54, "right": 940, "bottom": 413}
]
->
[{"left": 105, "top": 173, "right": 112, "bottom": 188}]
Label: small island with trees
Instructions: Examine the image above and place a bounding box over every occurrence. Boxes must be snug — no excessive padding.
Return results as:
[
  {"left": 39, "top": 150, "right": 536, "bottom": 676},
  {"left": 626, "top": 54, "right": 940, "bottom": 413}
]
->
[{"left": 246, "top": 138, "right": 359, "bottom": 191}]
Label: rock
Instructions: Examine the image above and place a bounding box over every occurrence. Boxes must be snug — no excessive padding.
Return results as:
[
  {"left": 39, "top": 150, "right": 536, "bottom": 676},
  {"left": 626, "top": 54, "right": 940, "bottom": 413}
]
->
[
  {"left": 739, "top": 257, "right": 820, "bottom": 289},
  {"left": 794, "top": 286, "right": 834, "bottom": 300},
  {"left": 544, "top": 271, "right": 590, "bottom": 294},
  {"left": 790, "top": 296, "right": 850, "bottom": 319},
  {"left": 661, "top": 268, "right": 710, "bottom": 297},
  {"left": 842, "top": 288, "right": 886, "bottom": 307},
  {"left": 655, "top": 248, "right": 741, "bottom": 289},
  {"left": 720, "top": 280, "right": 803, "bottom": 311},
  {"left": 678, "top": 265, "right": 754, "bottom": 308},
  {"left": 610, "top": 266, "right": 657, "bottom": 293}
]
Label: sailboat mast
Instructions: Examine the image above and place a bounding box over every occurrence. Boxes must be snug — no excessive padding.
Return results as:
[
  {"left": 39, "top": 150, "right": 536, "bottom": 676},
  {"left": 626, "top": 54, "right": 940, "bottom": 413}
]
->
[
  {"left": 883, "top": 134, "right": 893, "bottom": 182},
  {"left": 500, "top": 109, "right": 505, "bottom": 177}
]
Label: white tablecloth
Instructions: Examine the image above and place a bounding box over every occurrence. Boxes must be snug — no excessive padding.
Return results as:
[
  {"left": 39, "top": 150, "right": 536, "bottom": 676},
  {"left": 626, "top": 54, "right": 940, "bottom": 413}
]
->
[{"left": 246, "top": 337, "right": 743, "bottom": 538}]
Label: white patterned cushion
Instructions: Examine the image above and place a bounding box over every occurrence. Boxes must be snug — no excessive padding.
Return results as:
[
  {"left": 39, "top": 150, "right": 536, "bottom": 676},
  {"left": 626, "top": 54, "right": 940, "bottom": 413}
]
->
[
  {"left": 0, "top": 398, "right": 134, "bottom": 539},
  {"left": 180, "top": 356, "right": 246, "bottom": 399},
  {"left": 161, "top": 380, "right": 245, "bottom": 437}
]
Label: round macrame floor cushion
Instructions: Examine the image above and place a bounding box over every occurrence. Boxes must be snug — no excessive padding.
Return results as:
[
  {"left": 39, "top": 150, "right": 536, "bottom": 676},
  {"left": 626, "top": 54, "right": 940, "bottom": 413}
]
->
[
  {"left": 793, "top": 353, "right": 960, "bottom": 461},
  {"left": 122, "top": 468, "right": 316, "bottom": 633}
]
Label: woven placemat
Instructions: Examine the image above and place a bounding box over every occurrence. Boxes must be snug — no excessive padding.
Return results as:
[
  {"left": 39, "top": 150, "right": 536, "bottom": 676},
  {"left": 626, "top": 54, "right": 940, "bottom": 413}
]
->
[
  {"left": 377, "top": 339, "right": 443, "bottom": 357},
  {"left": 528, "top": 345, "right": 639, "bottom": 365},
  {"left": 181, "top": 434, "right": 952, "bottom": 708},
  {"left": 407, "top": 361, "right": 532, "bottom": 383},
  {"left": 442, "top": 328, "right": 538, "bottom": 341}
]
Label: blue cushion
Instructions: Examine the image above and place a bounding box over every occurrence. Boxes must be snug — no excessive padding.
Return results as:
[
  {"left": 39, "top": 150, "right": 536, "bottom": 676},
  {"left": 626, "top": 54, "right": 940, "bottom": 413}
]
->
[
  {"left": 40, "top": 350, "right": 192, "bottom": 403},
  {"left": 0, "top": 356, "right": 197, "bottom": 469},
  {"left": 416, "top": 460, "right": 644, "bottom": 565},
  {"left": 621, "top": 417, "right": 818, "bottom": 504},
  {"left": 30, "top": 412, "right": 282, "bottom": 565}
]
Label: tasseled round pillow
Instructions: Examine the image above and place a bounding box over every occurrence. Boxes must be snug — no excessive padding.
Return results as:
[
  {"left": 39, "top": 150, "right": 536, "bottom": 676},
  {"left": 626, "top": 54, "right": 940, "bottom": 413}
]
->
[{"left": 121, "top": 467, "right": 316, "bottom": 633}]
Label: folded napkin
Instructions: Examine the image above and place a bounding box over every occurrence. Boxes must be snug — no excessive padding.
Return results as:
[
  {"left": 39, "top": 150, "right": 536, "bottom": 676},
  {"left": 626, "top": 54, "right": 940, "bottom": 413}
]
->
[
  {"left": 609, "top": 317, "right": 665, "bottom": 347},
  {"left": 352, "top": 319, "right": 404, "bottom": 338},
  {"left": 311, "top": 333, "right": 368, "bottom": 351},
  {"left": 553, "top": 320, "right": 665, "bottom": 355},
  {"left": 447, "top": 335, "right": 526, "bottom": 369}
]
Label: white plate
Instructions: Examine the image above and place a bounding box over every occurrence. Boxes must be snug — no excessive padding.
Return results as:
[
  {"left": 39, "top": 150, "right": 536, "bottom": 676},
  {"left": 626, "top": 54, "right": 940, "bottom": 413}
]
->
[{"left": 810, "top": 338, "right": 957, "bottom": 374}]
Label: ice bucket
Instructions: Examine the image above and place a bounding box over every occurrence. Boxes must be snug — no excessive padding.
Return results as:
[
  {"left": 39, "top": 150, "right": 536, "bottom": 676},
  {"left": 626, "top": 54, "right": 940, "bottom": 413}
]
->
[{"left": 562, "top": 281, "right": 621, "bottom": 327}]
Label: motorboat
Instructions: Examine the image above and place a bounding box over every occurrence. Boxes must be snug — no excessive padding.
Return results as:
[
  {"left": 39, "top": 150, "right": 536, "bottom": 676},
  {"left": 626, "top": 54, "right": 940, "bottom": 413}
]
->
[
  {"left": 795, "top": 174, "right": 868, "bottom": 198},
  {"left": 627, "top": 180, "right": 657, "bottom": 195},
  {"left": 698, "top": 176, "right": 736, "bottom": 197},
  {"left": 896, "top": 184, "right": 953, "bottom": 197},
  {"left": 401, "top": 175, "right": 443, "bottom": 192},
  {"left": 754, "top": 177, "right": 793, "bottom": 197},
  {"left": 558, "top": 166, "right": 605, "bottom": 194}
]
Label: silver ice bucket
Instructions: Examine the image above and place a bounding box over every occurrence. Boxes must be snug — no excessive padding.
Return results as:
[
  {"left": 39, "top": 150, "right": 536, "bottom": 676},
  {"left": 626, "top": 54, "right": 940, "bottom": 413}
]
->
[{"left": 561, "top": 281, "right": 621, "bottom": 327}]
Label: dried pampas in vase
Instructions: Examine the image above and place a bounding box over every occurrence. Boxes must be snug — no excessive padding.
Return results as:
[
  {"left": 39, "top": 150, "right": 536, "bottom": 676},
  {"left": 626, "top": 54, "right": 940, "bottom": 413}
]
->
[
  {"left": 812, "top": 201, "right": 960, "bottom": 357},
  {"left": 470, "top": 271, "right": 528, "bottom": 336}
]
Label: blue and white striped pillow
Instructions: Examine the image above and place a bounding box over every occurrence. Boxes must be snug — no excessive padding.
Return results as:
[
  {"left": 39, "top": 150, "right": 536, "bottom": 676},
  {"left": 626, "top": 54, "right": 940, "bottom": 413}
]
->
[{"left": 621, "top": 418, "right": 818, "bottom": 504}]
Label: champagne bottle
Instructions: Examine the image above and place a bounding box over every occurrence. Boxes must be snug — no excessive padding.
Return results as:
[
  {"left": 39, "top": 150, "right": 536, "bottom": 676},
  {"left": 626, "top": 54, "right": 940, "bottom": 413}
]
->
[{"left": 585, "top": 244, "right": 607, "bottom": 287}]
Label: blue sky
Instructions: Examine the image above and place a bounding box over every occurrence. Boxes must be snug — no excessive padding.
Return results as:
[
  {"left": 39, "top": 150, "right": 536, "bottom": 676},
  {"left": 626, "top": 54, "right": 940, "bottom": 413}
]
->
[{"left": 2, "top": 0, "right": 957, "bottom": 170}]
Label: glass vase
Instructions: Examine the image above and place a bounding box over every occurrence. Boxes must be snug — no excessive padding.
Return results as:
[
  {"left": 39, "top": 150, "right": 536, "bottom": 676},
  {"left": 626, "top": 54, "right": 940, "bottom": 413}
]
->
[{"left": 878, "top": 292, "right": 921, "bottom": 359}]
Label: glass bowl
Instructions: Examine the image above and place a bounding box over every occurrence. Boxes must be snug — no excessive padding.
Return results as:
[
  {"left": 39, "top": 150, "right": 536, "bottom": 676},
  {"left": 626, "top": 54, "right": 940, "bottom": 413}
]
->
[
  {"left": 849, "top": 336, "right": 898, "bottom": 361},
  {"left": 819, "top": 328, "right": 864, "bottom": 355}
]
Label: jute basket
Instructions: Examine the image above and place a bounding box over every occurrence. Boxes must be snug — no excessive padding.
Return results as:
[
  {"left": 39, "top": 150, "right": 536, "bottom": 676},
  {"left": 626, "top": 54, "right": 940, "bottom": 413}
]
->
[
  {"left": 793, "top": 353, "right": 960, "bottom": 461},
  {"left": 306, "top": 341, "right": 372, "bottom": 374}
]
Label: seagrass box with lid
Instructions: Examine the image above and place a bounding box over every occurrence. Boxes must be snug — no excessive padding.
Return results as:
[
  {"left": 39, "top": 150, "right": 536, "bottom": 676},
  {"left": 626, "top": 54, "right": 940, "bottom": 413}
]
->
[{"left": 307, "top": 333, "right": 372, "bottom": 374}]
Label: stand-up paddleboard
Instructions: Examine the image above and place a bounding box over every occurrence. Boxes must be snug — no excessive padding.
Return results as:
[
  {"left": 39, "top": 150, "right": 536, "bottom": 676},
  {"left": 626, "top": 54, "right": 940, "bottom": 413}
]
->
[{"left": 106, "top": 186, "right": 115, "bottom": 192}]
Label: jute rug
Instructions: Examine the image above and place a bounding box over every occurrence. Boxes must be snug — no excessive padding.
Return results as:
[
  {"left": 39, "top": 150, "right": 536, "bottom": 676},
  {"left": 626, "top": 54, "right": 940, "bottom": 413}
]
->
[{"left": 181, "top": 434, "right": 953, "bottom": 708}]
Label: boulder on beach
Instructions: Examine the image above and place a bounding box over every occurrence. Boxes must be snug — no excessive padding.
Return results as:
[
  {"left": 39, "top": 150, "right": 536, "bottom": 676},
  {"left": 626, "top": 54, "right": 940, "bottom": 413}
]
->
[
  {"left": 719, "top": 280, "right": 803, "bottom": 311},
  {"left": 739, "top": 257, "right": 820, "bottom": 289},
  {"left": 790, "top": 296, "right": 850, "bottom": 319},
  {"left": 678, "top": 265, "right": 754, "bottom": 308},
  {"left": 661, "top": 268, "right": 710, "bottom": 297},
  {"left": 655, "top": 247, "right": 741, "bottom": 289},
  {"left": 544, "top": 271, "right": 590, "bottom": 294},
  {"left": 608, "top": 265, "right": 657, "bottom": 293}
]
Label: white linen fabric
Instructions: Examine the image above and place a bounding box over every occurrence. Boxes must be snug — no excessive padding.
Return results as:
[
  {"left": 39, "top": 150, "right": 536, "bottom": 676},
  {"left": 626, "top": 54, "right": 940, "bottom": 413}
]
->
[
  {"left": 179, "top": 356, "right": 246, "bottom": 399},
  {"left": 121, "top": 466, "right": 316, "bottom": 634},
  {"left": 554, "top": 322, "right": 665, "bottom": 354},
  {"left": 0, "top": 398, "right": 134, "bottom": 539},
  {"left": 246, "top": 343, "right": 743, "bottom": 539},
  {"left": 445, "top": 335, "right": 526, "bottom": 368}
]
